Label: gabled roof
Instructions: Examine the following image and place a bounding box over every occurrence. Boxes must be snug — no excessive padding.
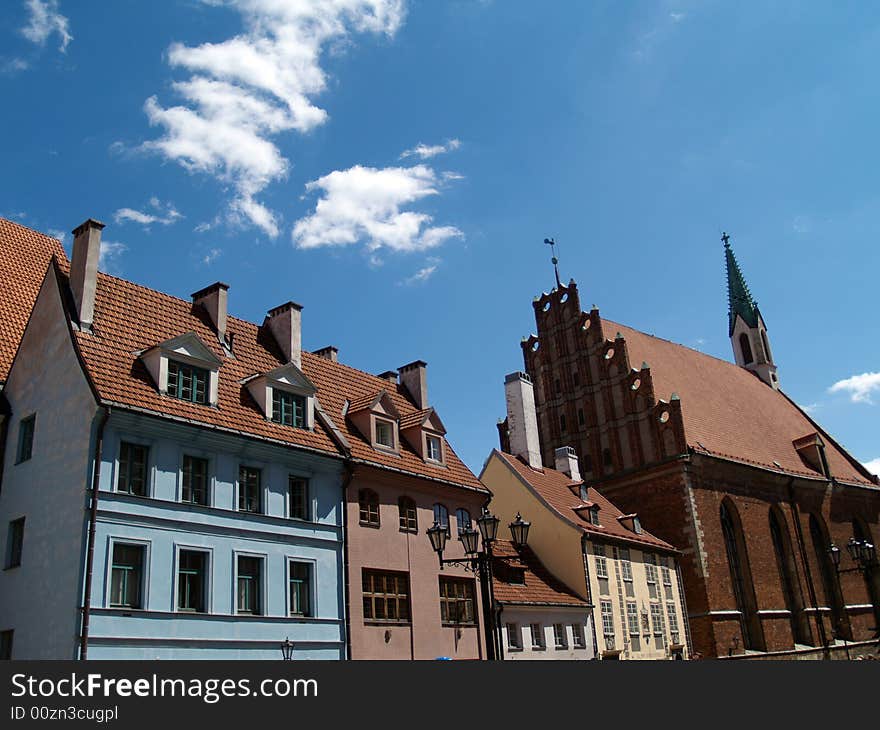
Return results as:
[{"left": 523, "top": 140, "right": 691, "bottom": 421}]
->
[
  {"left": 0, "top": 218, "right": 67, "bottom": 381},
  {"left": 141, "top": 331, "right": 223, "bottom": 366},
  {"left": 491, "top": 539, "right": 588, "bottom": 607},
  {"left": 346, "top": 389, "right": 400, "bottom": 419},
  {"left": 58, "top": 263, "right": 484, "bottom": 491},
  {"left": 602, "top": 318, "right": 876, "bottom": 487},
  {"left": 493, "top": 450, "right": 675, "bottom": 551},
  {"left": 244, "top": 362, "right": 317, "bottom": 394},
  {"left": 399, "top": 407, "right": 447, "bottom": 434}
]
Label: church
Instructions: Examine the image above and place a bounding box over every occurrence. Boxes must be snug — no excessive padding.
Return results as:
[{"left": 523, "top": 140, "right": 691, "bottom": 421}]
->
[{"left": 503, "top": 236, "right": 879, "bottom": 658}]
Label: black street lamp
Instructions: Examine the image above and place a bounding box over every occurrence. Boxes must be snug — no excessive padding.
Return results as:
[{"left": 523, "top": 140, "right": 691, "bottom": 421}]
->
[
  {"left": 827, "top": 543, "right": 851, "bottom": 659},
  {"left": 427, "top": 507, "right": 531, "bottom": 661},
  {"left": 280, "top": 636, "right": 294, "bottom": 661}
]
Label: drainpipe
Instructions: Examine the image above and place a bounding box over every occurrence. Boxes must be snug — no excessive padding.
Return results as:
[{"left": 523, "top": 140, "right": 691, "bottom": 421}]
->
[
  {"left": 79, "top": 406, "right": 110, "bottom": 660},
  {"left": 340, "top": 461, "right": 355, "bottom": 661},
  {"left": 787, "top": 477, "right": 828, "bottom": 655}
]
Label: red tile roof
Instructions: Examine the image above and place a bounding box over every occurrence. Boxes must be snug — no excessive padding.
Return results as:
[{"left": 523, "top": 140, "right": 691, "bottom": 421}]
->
[
  {"left": 494, "top": 450, "right": 675, "bottom": 551},
  {"left": 491, "top": 539, "right": 587, "bottom": 607},
  {"left": 0, "top": 218, "right": 67, "bottom": 381},
  {"left": 602, "top": 318, "right": 876, "bottom": 487},
  {"left": 67, "top": 268, "right": 485, "bottom": 492}
]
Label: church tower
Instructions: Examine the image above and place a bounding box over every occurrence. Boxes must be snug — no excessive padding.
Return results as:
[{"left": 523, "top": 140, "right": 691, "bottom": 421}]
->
[{"left": 724, "top": 233, "right": 779, "bottom": 389}]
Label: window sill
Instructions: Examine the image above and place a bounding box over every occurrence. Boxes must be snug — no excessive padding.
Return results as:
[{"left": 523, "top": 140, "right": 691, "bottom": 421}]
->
[
  {"left": 399, "top": 527, "right": 418, "bottom": 534},
  {"left": 359, "top": 521, "right": 381, "bottom": 529},
  {"left": 364, "top": 620, "right": 412, "bottom": 627},
  {"left": 441, "top": 623, "right": 477, "bottom": 629}
]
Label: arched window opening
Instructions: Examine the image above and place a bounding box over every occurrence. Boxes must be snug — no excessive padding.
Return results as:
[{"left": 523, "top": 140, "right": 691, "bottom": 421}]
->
[
  {"left": 456, "top": 508, "right": 472, "bottom": 537},
  {"left": 769, "top": 507, "right": 810, "bottom": 645},
  {"left": 720, "top": 499, "right": 765, "bottom": 651},
  {"left": 760, "top": 329, "right": 772, "bottom": 362},
  {"left": 739, "top": 333, "right": 754, "bottom": 365},
  {"left": 809, "top": 513, "right": 851, "bottom": 641},
  {"left": 433, "top": 503, "right": 450, "bottom": 537}
]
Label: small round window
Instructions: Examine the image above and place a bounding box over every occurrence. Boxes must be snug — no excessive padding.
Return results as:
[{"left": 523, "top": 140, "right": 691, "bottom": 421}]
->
[{"left": 659, "top": 411, "right": 670, "bottom": 423}]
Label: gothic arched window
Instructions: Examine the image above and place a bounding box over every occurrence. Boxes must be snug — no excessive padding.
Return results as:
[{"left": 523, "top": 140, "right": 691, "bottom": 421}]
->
[
  {"left": 739, "top": 333, "right": 754, "bottom": 365},
  {"left": 769, "top": 506, "right": 810, "bottom": 645},
  {"left": 720, "top": 498, "right": 764, "bottom": 650},
  {"left": 809, "top": 513, "right": 850, "bottom": 641}
]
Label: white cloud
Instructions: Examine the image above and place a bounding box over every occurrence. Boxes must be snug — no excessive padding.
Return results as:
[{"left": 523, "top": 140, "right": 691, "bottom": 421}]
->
[
  {"left": 799, "top": 402, "right": 821, "bottom": 415},
  {"left": 114, "top": 199, "right": 183, "bottom": 228},
  {"left": 292, "top": 164, "right": 463, "bottom": 252},
  {"left": 400, "top": 138, "right": 461, "bottom": 160},
  {"left": 20, "top": 0, "right": 72, "bottom": 52},
  {"left": 99, "top": 240, "right": 127, "bottom": 274},
  {"left": 46, "top": 228, "right": 67, "bottom": 246},
  {"left": 829, "top": 372, "right": 880, "bottom": 405},
  {"left": 399, "top": 259, "right": 439, "bottom": 286},
  {"left": 0, "top": 57, "right": 29, "bottom": 75},
  {"left": 202, "top": 247, "right": 222, "bottom": 265},
  {"left": 141, "top": 0, "right": 405, "bottom": 238},
  {"left": 863, "top": 458, "right": 880, "bottom": 476}
]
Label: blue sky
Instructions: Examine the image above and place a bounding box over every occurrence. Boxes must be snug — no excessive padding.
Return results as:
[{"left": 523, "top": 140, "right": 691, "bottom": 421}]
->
[{"left": 2, "top": 0, "right": 878, "bottom": 476}]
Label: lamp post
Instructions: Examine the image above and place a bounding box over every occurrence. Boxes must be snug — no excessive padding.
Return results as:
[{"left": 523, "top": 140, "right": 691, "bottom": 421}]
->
[
  {"left": 427, "top": 509, "right": 531, "bottom": 661},
  {"left": 843, "top": 537, "right": 879, "bottom": 637},
  {"left": 280, "top": 636, "right": 294, "bottom": 661}
]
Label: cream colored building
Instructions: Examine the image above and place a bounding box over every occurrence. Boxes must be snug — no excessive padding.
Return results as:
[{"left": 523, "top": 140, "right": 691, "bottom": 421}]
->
[{"left": 480, "top": 372, "right": 691, "bottom": 660}]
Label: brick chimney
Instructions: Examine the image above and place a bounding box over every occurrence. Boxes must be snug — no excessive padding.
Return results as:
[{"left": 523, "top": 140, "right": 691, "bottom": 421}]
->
[
  {"left": 265, "top": 301, "right": 302, "bottom": 368},
  {"left": 554, "top": 446, "right": 581, "bottom": 481},
  {"left": 504, "top": 371, "right": 542, "bottom": 469},
  {"left": 399, "top": 360, "right": 428, "bottom": 409},
  {"left": 378, "top": 370, "right": 399, "bottom": 384},
  {"left": 191, "top": 282, "right": 229, "bottom": 345},
  {"left": 70, "top": 218, "right": 105, "bottom": 330},
  {"left": 313, "top": 346, "right": 338, "bottom": 363}
]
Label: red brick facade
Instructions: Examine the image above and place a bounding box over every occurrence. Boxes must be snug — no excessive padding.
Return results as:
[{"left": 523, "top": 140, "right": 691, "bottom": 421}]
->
[{"left": 516, "top": 279, "right": 880, "bottom": 657}]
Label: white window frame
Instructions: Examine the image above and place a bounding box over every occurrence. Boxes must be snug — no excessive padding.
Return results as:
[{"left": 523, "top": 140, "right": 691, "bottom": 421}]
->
[
  {"left": 506, "top": 622, "right": 522, "bottom": 651},
  {"left": 173, "top": 544, "right": 214, "bottom": 614},
  {"left": 601, "top": 600, "right": 615, "bottom": 638},
  {"left": 650, "top": 602, "right": 663, "bottom": 636},
  {"left": 553, "top": 623, "right": 567, "bottom": 650},
  {"left": 233, "top": 550, "right": 268, "bottom": 616},
  {"left": 619, "top": 547, "right": 633, "bottom": 582},
  {"left": 594, "top": 544, "right": 608, "bottom": 579},
  {"left": 626, "top": 601, "right": 640, "bottom": 636},
  {"left": 104, "top": 536, "right": 151, "bottom": 610},
  {"left": 572, "top": 622, "right": 585, "bottom": 648},
  {"left": 530, "top": 622, "right": 545, "bottom": 650},
  {"left": 285, "top": 556, "right": 317, "bottom": 618},
  {"left": 373, "top": 417, "right": 396, "bottom": 451},
  {"left": 425, "top": 433, "right": 444, "bottom": 463}
]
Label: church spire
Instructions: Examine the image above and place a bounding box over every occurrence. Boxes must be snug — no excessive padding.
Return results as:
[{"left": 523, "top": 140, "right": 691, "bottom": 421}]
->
[
  {"left": 723, "top": 232, "right": 758, "bottom": 337},
  {"left": 722, "top": 232, "right": 779, "bottom": 389}
]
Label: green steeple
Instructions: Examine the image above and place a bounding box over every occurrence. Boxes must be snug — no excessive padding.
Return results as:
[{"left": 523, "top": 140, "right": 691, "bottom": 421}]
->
[{"left": 723, "top": 232, "right": 759, "bottom": 336}]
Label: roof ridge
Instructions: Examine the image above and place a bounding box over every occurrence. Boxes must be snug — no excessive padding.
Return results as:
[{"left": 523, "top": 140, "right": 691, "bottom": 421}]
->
[{"left": 0, "top": 217, "right": 69, "bottom": 250}]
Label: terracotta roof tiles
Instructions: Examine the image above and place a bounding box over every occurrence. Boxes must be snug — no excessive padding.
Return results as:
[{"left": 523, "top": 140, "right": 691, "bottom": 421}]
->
[{"left": 491, "top": 539, "right": 587, "bottom": 607}]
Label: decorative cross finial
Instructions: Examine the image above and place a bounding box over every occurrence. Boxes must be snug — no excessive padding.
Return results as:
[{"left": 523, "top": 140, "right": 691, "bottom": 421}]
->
[
  {"left": 721, "top": 231, "right": 730, "bottom": 247},
  {"left": 544, "top": 237, "right": 562, "bottom": 289}
]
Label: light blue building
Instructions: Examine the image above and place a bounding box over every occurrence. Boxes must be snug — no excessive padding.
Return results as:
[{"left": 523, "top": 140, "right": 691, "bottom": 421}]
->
[{"left": 0, "top": 219, "right": 348, "bottom": 659}]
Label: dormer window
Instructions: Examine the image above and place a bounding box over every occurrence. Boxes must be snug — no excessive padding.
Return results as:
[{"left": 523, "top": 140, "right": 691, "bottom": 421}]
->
[
  {"left": 579, "top": 484, "right": 589, "bottom": 501},
  {"left": 167, "top": 360, "right": 208, "bottom": 404},
  {"left": 399, "top": 407, "right": 447, "bottom": 464},
  {"left": 375, "top": 419, "right": 395, "bottom": 449},
  {"left": 139, "top": 332, "right": 222, "bottom": 407},
  {"left": 618, "top": 513, "right": 642, "bottom": 534},
  {"left": 589, "top": 506, "right": 600, "bottom": 526},
  {"left": 243, "top": 363, "right": 317, "bottom": 430},
  {"left": 272, "top": 389, "right": 305, "bottom": 428}
]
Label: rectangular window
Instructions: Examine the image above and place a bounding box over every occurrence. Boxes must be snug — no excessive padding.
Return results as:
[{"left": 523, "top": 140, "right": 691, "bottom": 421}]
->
[
  {"left": 288, "top": 477, "right": 309, "bottom": 520},
  {"left": 666, "top": 601, "right": 680, "bottom": 642},
  {"left": 662, "top": 565, "right": 672, "bottom": 587},
  {"left": 375, "top": 419, "right": 394, "bottom": 448},
  {"left": 110, "top": 543, "right": 144, "bottom": 609},
  {"left": 619, "top": 547, "right": 633, "bottom": 582},
  {"left": 177, "top": 550, "right": 207, "bottom": 612},
  {"left": 594, "top": 544, "right": 608, "bottom": 579},
  {"left": 5, "top": 518, "right": 25, "bottom": 569},
  {"left": 645, "top": 553, "right": 658, "bottom": 584},
  {"left": 439, "top": 577, "right": 475, "bottom": 625},
  {"left": 0, "top": 630, "right": 12, "bottom": 660},
  {"left": 238, "top": 466, "right": 262, "bottom": 513},
  {"left": 425, "top": 434, "right": 442, "bottom": 461},
  {"left": 601, "top": 600, "right": 615, "bottom": 637},
  {"left": 272, "top": 389, "right": 305, "bottom": 428},
  {"left": 398, "top": 498, "right": 417, "bottom": 532},
  {"left": 236, "top": 556, "right": 263, "bottom": 615},
  {"left": 16, "top": 415, "right": 35, "bottom": 463},
  {"left": 117, "top": 442, "right": 149, "bottom": 496},
  {"left": 167, "top": 360, "right": 208, "bottom": 404},
  {"left": 506, "top": 622, "right": 522, "bottom": 650},
  {"left": 530, "top": 623, "right": 545, "bottom": 649},
  {"left": 651, "top": 603, "right": 663, "bottom": 636},
  {"left": 181, "top": 455, "right": 209, "bottom": 505},
  {"left": 626, "top": 601, "right": 640, "bottom": 636},
  {"left": 362, "top": 569, "right": 410, "bottom": 623},
  {"left": 572, "top": 623, "right": 585, "bottom": 648},
  {"left": 289, "top": 561, "right": 312, "bottom": 617},
  {"left": 553, "top": 623, "right": 567, "bottom": 649}
]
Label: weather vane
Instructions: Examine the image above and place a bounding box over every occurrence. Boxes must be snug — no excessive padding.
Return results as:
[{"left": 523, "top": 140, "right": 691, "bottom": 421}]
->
[{"left": 544, "top": 237, "right": 562, "bottom": 289}]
